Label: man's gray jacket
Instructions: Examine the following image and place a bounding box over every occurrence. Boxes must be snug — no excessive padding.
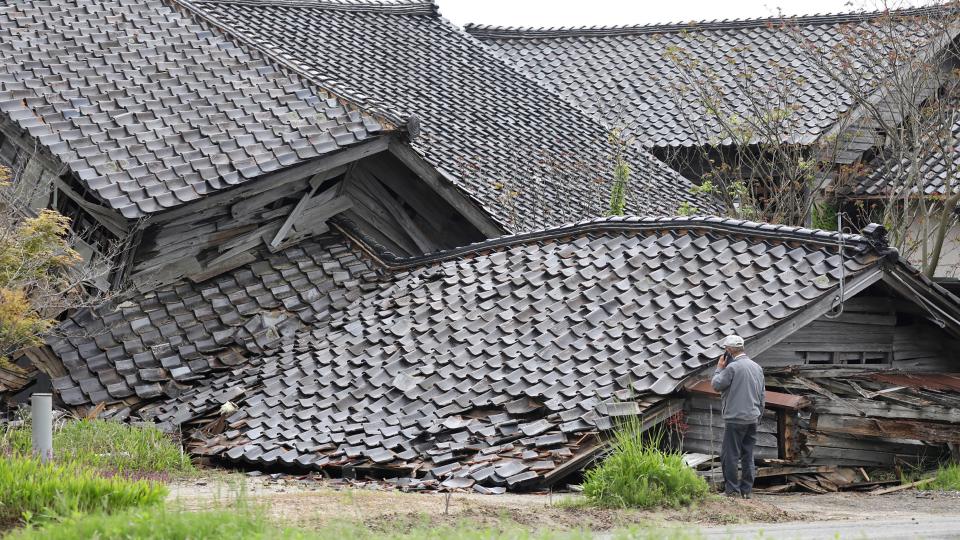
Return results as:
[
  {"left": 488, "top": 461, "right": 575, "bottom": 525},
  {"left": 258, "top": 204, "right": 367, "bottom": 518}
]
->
[{"left": 711, "top": 354, "right": 765, "bottom": 424}]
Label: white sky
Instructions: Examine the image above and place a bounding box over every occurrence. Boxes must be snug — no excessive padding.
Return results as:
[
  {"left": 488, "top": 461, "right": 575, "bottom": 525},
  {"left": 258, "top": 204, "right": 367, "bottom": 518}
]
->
[{"left": 437, "top": 0, "right": 930, "bottom": 28}]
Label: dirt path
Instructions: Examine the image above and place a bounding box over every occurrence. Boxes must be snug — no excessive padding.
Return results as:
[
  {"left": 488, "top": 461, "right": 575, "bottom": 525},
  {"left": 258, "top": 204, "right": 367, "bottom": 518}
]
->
[
  {"left": 166, "top": 474, "right": 798, "bottom": 530},
  {"left": 691, "top": 516, "right": 960, "bottom": 539},
  {"left": 166, "top": 474, "right": 960, "bottom": 534},
  {"left": 751, "top": 491, "right": 960, "bottom": 520}
]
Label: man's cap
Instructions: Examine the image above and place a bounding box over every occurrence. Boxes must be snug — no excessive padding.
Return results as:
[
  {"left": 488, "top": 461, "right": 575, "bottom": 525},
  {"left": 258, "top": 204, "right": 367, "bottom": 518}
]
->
[{"left": 719, "top": 335, "right": 745, "bottom": 348}]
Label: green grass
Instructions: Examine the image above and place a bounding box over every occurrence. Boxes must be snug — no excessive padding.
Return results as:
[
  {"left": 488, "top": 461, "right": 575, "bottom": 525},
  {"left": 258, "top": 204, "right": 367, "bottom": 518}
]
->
[
  {"left": 1, "top": 418, "right": 193, "bottom": 476},
  {"left": 2, "top": 474, "right": 703, "bottom": 540},
  {"left": 0, "top": 454, "right": 166, "bottom": 527},
  {"left": 5, "top": 506, "right": 690, "bottom": 540},
  {"left": 922, "top": 463, "right": 960, "bottom": 491},
  {"left": 581, "top": 421, "right": 709, "bottom": 509}
]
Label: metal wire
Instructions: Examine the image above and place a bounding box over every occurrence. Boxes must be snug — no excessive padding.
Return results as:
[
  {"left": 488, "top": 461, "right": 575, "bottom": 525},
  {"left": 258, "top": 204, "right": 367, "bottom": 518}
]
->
[{"left": 824, "top": 212, "right": 847, "bottom": 319}]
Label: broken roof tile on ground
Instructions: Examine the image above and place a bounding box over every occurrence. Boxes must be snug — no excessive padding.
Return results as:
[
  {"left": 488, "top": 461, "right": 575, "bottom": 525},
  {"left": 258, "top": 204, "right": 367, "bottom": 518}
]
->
[{"left": 50, "top": 216, "right": 915, "bottom": 488}]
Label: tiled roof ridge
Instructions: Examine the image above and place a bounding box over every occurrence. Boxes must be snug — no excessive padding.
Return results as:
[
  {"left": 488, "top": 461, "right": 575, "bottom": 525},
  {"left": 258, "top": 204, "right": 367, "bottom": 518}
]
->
[
  {"left": 464, "top": 5, "right": 951, "bottom": 40},
  {"left": 337, "top": 215, "right": 889, "bottom": 270},
  {"left": 188, "top": 0, "right": 437, "bottom": 15},
  {"left": 172, "top": 0, "right": 421, "bottom": 130}
]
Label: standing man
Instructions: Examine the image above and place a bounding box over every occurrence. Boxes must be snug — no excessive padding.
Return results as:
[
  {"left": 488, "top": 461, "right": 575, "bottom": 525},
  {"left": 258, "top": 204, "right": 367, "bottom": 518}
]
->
[{"left": 711, "top": 335, "right": 765, "bottom": 499}]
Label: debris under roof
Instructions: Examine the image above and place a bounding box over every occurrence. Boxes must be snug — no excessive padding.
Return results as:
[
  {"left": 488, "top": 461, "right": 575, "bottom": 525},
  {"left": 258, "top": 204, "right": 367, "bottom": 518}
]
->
[{"left": 46, "top": 216, "right": 915, "bottom": 489}]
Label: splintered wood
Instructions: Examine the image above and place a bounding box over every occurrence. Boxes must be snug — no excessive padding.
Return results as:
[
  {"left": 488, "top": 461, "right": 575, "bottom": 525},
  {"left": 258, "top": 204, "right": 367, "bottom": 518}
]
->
[{"left": 685, "top": 368, "right": 960, "bottom": 494}]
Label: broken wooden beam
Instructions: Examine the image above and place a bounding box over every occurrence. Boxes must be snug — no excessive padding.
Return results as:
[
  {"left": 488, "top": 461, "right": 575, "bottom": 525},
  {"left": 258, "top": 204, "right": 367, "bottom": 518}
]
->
[
  {"left": 870, "top": 477, "right": 934, "bottom": 495},
  {"left": 685, "top": 379, "right": 810, "bottom": 409}
]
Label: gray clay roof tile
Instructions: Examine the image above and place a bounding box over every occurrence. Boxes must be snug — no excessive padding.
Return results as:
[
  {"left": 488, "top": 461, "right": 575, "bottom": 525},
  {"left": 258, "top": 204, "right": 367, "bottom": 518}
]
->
[
  {"left": 0, "top": 0, "right": 385, "bottom": 218},
  {"left": 467, "top": 9, "right": 941, "bottom": 150},
  {"left": 49, "top": 216, "right": 900, "bottom": 486},
  {"left": 181, "top": 0, "right": 706, "bottom": 231}
]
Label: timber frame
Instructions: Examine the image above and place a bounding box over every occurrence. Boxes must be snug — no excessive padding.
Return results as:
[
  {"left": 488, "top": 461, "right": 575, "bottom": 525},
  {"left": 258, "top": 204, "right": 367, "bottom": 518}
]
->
[{"left": 2, "top": 113, "right": 504, "bottom": 292}]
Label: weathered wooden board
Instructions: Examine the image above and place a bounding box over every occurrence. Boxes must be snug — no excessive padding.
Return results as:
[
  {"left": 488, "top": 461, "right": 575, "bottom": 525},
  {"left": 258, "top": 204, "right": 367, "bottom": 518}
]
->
[{"left": 812, "top": 414, "right": 960, "bottom": 443}]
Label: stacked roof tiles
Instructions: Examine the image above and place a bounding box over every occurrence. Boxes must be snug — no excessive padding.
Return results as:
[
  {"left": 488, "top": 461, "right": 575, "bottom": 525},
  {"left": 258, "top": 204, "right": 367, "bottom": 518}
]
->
[
  {"left": 178, "top": 0, "right": 705, "bottom": 231},
  {"left": 0, "top": 0, "right": 384, "bottom": 218},
  {"left": 466, "top": 10, "right": 940, "bottom": 149},
  {"left": 51, "top": 217, "right": 890, "bottom": 487},
  {"left": 51, "top": 234, "right": 382, "bottom": 407}
]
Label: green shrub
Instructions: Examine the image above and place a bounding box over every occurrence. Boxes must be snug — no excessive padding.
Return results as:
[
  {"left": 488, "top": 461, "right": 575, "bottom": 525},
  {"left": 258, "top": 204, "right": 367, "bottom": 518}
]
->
[
  {"left": 0, "top": 455, "right": 166, "bottom": 526},
  {"left": 1, "top": 418, "right": 192, "bottom": 475},
  {"left": 582, "top": 420, "right": 709, "bottom": 508},
  {"left": 923, "top": 463, "right": 960, "bottom": 491}
]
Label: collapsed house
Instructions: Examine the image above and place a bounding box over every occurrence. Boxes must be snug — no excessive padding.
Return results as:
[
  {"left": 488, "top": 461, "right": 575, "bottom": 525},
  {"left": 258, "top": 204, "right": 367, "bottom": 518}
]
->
[
  {"left": 0, "top": 0, "right": 700, "bottom": 290},
  {"left": 3, "top": 0, "right": 960, "bottom": 493},
  {"left": 38, "top": 216, "right": 960, "bottom": 491},
  {"left": 1, "top": 0, "right": 701, "bottom": 401}
]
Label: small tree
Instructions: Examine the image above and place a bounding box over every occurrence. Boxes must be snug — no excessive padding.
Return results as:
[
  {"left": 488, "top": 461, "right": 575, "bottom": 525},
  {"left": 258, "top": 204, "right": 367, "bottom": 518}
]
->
[
  {"left": 0, "top": 165, "right": 112, "bottom": 362},
  {"left": 792, "top": 3, "right": 960, "bottom": 277},
  {"left": 657, "top": 3, "right": 960, "bottom": 277},
  {"left": 658, "top": 34, "right": 846, "bottom": 226}
]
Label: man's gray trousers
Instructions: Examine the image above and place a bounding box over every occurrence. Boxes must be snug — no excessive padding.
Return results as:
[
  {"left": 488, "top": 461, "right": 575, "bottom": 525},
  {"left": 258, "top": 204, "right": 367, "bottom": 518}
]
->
[{"left": 722, "top": 421, "right": 757, "bottom": 495}]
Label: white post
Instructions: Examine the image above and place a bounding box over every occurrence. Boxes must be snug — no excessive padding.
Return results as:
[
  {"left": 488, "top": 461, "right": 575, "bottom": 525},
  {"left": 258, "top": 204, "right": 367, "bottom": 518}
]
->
[{"left": 31, "top": 393, "right": 53, "bottom": 463}]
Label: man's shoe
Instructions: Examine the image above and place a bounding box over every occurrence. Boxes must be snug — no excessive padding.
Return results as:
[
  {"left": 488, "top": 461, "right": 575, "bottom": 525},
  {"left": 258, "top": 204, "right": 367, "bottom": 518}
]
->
[
  {"left": 724, "top": 491, "right": 740, "bottom": 498},
  {"left": 741, "top": 492, "right": 752, "bottom": 499}
]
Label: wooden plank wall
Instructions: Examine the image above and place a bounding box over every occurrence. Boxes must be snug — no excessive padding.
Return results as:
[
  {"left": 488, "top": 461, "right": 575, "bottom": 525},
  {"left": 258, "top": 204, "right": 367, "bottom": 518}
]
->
[
  {"left": 129, "top": 172, "right": 320, "bottom": 291},
  {"left": 796, "top": 410, "right": 944, "bottom": 467},
  {"left": 755, "top": 295, "right": 958, "bottom": 371},
  {"left": 0, "top": 126, "right": 58, "bottom": 212},
  {"left": 681, "top": 395, "right": 779, "bottom": 459}
]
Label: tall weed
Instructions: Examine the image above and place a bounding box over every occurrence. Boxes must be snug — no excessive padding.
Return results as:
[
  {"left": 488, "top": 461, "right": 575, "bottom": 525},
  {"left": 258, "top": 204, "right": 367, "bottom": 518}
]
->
[
  {"left": 1, "top": 418, "right": 192, "bottom": 475},
  {"left": 582, "top": 419, "right": 708, "bottom": 508},
  {"left": 922, "top": 463, "right": 960, "bottom": 491},
  {"left": 0, "top": 455, "right": 166, "bottom": 527}
]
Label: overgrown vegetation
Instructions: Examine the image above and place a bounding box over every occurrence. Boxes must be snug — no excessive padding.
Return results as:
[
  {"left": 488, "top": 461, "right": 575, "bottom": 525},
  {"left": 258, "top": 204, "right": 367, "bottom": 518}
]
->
[
  {"left": 1, "top": 418, "right": 193, "bottom": 476},
  {"left": 581, "top": 420, "right": 709, "bottom": 509},
  {"left": 0, "top": 163, "right": 113, "bottom": 363},
  {"left": 0, "top": 204, "right": 81, "bottom": 361},
  {"left": 0, "top": 455, "right": 166, "bottom": 527},
  {"left": 6, "top": 507, "right": 309, "bottom": 540},
  {"left": 658, "top": 4, "right": 960, "bottom": 277},
  {"left": 923, "top": 463, "right": 960, "bottom": 491}
]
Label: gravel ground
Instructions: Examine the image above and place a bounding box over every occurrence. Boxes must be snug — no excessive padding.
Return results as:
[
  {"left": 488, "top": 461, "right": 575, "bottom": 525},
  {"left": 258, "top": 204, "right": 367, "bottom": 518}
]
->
[
  {"left": 165, "top": 473, "right": 960, "bottom": 533},
  {"left": 751, "top": 490, "right": 960, "bottom": 520}
]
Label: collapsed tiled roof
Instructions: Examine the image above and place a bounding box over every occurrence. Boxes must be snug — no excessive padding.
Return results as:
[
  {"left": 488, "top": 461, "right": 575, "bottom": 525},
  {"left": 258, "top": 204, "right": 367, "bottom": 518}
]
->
[
  {"left": 466, "top": 9, "right": 943, "bottom": 149},
  {"left": 50, "top": 234, "right": 383, "bottom": 406},
  {"left": 0, "top": 0, "right": 385, "bottom": 218},
  {"left": 178, "top": 0, "right": 705, "bottom": 231},
  {"left": 50, "top": 216, "right": 891, "bottom": 487}
]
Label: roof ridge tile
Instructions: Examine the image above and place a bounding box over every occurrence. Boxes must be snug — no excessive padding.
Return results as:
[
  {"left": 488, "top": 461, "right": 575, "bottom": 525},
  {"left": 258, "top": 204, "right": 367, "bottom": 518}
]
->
[
  {"left": 336, "top": 215, "right": 883, "bottom": 271},
  {"left": 190, "top": 0, "right": 437, "bottom": 15},
  {"left": 464, "top": 6, "right": 951, "bottom": 39}
]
